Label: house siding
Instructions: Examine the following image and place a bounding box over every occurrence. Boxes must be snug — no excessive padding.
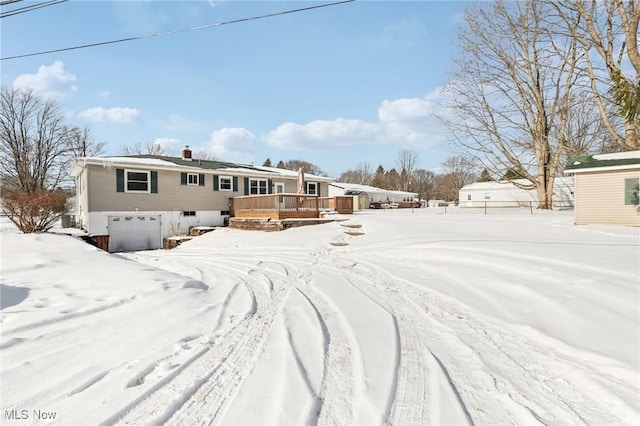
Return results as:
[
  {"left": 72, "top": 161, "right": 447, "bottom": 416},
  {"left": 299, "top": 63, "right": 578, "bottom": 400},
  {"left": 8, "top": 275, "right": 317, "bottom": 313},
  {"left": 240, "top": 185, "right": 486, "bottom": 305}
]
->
[
  {"left": 574, "top": 169, "right": 640, "bottom": 226},
  {"left": 87, "top": 165, "right": 240, "bottom": 212}
]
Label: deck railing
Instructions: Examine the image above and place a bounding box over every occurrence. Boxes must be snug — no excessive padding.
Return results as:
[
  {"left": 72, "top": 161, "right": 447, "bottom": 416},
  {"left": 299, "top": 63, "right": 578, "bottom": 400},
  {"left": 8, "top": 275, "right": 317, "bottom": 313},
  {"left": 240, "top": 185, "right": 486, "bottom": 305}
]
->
[
  {"left": 231, "top": 193, "right": 320, "bottom": 220},
  {"left": 319, "top": 196, "right": 354, "bottom": 214}
]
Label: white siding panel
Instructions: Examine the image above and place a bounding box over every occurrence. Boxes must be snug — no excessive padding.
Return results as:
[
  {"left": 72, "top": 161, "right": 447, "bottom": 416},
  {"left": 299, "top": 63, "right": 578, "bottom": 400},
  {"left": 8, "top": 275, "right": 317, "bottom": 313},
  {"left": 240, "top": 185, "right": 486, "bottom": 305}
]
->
[{"left": 574, "top": 170, "right": 640, "bottom": 226}]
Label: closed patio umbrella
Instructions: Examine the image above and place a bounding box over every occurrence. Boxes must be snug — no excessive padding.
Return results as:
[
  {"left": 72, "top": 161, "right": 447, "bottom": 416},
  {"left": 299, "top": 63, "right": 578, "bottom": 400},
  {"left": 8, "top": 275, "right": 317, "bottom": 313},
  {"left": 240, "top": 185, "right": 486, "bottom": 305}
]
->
[{"left": 297, "top": 168, "right": 305, "bottom": 194}]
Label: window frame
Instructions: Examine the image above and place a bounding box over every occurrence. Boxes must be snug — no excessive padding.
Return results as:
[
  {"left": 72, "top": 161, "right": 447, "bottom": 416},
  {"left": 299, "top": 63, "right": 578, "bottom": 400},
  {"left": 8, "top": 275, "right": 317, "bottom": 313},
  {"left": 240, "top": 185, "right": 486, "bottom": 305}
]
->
[
  {"left": 219, "top": 176, "right": 233, "bottom": 191},
  {"left": 624, "top": 177, "right": 640, "bottom": 205},
  {"left": 249, "top": 178, "right": 268, "bottom": 195},
  {"left": 306, "top": 182, "right": 318, "bottom": 195},
  {"left": 187, "top": 173, "right": 200, "bottom": 186},
  {"left": 125, "top": 169, "right": 151, "bottom": 193}
]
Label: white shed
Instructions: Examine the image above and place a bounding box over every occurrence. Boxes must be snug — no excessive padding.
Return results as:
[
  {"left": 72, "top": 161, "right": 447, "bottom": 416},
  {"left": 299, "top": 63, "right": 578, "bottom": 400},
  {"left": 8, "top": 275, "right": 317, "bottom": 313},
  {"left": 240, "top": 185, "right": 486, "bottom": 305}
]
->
[{"left": 459, "top": 177, "right": 574, "bottom": 208}]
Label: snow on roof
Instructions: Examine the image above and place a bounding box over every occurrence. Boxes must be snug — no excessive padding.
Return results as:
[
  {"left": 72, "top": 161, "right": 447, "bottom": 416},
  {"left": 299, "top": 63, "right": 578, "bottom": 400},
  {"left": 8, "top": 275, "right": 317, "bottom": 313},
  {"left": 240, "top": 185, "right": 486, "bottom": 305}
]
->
[
  {"left": 461, "top": 177, "right": 573, "bottom": 191},
  {"left": 565, "top": 150, "right": 640, "bottom": 173},
  {"left": 71, "top": 157, "right": 333, "bottom": 181},
  {"left": 593, "top": 151, "right": 640, "bottom": 160},
  {"left": 254, "top": 166, "right": 333, "bottom": 182},
  {"left": 330, "top": 182, "right": 417, "bottom": 196}
]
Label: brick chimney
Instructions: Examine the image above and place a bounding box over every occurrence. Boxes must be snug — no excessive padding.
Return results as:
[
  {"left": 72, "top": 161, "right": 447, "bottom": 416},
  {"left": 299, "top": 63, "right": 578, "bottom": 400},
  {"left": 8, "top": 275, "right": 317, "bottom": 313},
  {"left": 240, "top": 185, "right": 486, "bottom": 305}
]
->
[{"left": 182, "top": 145, "right": 192, "bottom": 161}]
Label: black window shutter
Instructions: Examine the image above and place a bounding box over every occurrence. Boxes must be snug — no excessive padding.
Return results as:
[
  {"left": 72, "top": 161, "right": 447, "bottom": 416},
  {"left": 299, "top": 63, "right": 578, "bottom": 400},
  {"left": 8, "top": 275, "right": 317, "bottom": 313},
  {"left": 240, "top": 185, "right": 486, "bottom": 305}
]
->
[
  {"left": 317, "top": 183, "right": 321, "bottom": 197},
  {"left": 151, "top": 171, "right": 158, "bottom": 193},
  {"left": 267, "top": 178, "right": 273, "bottom": 194},
  {"left": 199, "top": 173, "right": 205, "bottom": 186},
  {"left": 244, "top": 177, "right": 249, "bottom": 195},
  {"left": 233, "top": 176, "right": 238, "bottom": 192},
  {"left": 213, "top": 175, "right": 219, "bottom": 191},
  {"left": 181, "top": 172, "right": 187, "bottom": 185},
  {"left": 116, "top": 168, "right": 124, "bottom": 192}
]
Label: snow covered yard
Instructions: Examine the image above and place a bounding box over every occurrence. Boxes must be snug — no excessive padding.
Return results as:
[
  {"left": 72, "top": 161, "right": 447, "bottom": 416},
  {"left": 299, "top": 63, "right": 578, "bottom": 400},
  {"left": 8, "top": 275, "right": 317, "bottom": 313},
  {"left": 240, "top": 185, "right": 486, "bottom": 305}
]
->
[{"left": 1, "top": 208, "right": 638, "bottom": 425}]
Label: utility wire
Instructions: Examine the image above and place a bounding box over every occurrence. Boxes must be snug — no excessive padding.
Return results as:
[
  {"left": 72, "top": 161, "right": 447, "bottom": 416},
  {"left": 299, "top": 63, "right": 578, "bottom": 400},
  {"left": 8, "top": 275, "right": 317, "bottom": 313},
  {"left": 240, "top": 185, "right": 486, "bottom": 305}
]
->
[
  {"left": 0, "top": 0, "right": 24, "bottom": 7},
  {"left": 1, "top": 0, "right": 356, "bottom": 61},
  {"left": 0, "top": 0, "right": 67, "bottom": 18}
]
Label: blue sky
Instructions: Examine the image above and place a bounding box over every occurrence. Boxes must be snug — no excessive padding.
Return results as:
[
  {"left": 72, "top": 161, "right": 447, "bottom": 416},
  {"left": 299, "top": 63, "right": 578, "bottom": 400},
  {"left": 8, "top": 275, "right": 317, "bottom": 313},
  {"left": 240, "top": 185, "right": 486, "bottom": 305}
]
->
[{"left": 1, "top": 0, "right": 471, "bottom": 177}]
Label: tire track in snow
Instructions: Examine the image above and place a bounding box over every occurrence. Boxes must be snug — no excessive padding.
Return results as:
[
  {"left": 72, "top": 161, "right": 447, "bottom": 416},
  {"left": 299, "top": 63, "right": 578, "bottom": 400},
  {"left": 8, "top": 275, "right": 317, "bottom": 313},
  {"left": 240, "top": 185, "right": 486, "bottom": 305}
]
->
[
  {"left": 110, "top": 260, "right": 288, "bottom": 426},
  {"left": 337, "top": 254, "right": 636, "bottom": 425},
  {"left": 296, "top": 286, "right": 360, "bottom": 426},
  {"left": 336, "top": 272, "right": 451, "bottom": 425}
]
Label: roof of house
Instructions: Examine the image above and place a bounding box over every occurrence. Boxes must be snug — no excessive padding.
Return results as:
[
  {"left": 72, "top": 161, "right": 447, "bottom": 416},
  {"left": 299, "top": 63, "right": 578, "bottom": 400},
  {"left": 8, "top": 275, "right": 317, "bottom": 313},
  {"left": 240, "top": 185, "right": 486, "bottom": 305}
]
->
[
  {"left": 330, "top": 182, "right": 418, "bottom": 197},
  {"left": 565, "top": 150, "right": 640, "bottom": 174},
  {"left": 70, "top": 155, "right": 332, "bottom": 182},
  {"left": 127, "top": 155, "right": 258, "bottom": 171}
]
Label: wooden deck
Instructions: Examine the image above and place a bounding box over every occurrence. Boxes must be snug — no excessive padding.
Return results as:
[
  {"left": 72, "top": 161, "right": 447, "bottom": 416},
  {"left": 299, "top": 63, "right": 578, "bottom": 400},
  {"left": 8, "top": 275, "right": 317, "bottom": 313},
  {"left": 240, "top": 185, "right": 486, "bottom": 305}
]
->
[{"left": 231, "top": 194, "right": 320, "bottom": 220}]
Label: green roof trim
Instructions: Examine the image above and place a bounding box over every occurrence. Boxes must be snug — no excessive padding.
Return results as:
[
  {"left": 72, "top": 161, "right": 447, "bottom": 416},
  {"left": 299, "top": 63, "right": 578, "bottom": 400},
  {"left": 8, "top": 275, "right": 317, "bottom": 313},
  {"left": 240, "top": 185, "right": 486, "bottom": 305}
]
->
[
  {"left": 565, "top": 154, "right": 640, "bottom": 171},
  {"left": 109, "top": 155, "right": 262, "bottom": 171}
]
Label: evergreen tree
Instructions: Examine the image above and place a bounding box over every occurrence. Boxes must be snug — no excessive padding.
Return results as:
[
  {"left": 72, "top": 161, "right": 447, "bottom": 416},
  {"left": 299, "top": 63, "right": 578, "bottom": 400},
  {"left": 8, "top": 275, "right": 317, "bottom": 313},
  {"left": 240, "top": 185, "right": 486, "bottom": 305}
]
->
[
  {"left": 477, "top": 168, "right": 494, "bottom": 182},
  {"left": 262, "top": 158, "right": 272, "bottom": 167},
  {"left": 276, "top": 160, "right": 285, "bottom": 169},
  {"left": 371, "top": 165, "right": 385, "bottom": 188},
  {"left": 502, "top": 167, "right": 526, "bottom": 181}
]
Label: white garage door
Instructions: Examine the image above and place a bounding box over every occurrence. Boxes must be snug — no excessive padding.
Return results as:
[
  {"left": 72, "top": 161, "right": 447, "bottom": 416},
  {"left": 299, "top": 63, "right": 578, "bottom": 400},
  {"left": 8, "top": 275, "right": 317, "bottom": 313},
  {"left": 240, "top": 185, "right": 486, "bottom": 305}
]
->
[{"left": 108, "top": 215, "right": 162, "bottom": 252}]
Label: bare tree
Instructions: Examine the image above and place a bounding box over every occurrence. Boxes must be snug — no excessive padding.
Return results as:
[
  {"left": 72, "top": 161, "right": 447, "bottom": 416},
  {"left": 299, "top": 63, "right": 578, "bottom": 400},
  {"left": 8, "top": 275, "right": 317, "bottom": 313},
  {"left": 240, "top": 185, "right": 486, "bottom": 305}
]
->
[
  {"left": 412, "top": 169, "right": 437, "bottom": 201},
  {"left": 443, "top": 0, "right": 586, "bottom": 209},
  {"left": 283, "top": 159, "right": 326, "bottom": 176},
  {"left": 66, "top": 126, "right": 106, "bottom": 158},
  {"left": 121, "top": 141, "right": 167, "bottom": 156},
  {"left": 0, "top": 87, "right": 72, "bottom": 232},
  {"left": 337, "top": 162, "right": 373, "bottom": 185},
  {"left": 436, "top": 156, "right": 477, "bottom": 201},
  {"left": 0, "top": 87, "right": 70, "bottom": 193},
  {"left": 561, "top": 92, "right": 616, "bottom": 164},
  {"left": 191, "top": 148, "right": 217, "bottom": 161},
  {"left": 396, "top": 148, "right": 419, "bottom": 191},
  {"left": 555, "top": 0, "right": 639, "bottom": 151}
]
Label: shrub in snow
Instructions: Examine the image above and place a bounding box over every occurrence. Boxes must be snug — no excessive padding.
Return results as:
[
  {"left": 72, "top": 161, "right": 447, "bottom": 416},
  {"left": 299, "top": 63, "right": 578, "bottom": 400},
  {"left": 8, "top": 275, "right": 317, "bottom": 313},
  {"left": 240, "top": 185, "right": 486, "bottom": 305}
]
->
[{"left": 1, "top": 189, "right": 68, "bottom": 233}]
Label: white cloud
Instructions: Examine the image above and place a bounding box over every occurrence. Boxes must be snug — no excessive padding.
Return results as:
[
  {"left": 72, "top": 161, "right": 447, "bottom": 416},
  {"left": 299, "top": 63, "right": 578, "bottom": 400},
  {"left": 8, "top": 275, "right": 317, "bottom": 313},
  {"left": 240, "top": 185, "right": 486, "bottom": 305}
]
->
[
  {"left": 13, "top": 61, "right": 78, "bottom": 98},
  {"left": 99, "top": 89, "right": 110, "bottom": 99},
  {"left": 153, "top": 137, "right": 181, "bottom": 152},
  {"left": 264, "top": 89, "right": 448, "bottom": 150},
  {"left": 79, "top": 107, "right": 139, "bottom": 124},
  {"left": 208, "top": 127, "right": 255, "bottom": 164},
  {"left": 265, "top": 119, "right": 381, "bottom": 149},
  {"left": 377, "top": 93, "right": 444, "bottom": 145}
]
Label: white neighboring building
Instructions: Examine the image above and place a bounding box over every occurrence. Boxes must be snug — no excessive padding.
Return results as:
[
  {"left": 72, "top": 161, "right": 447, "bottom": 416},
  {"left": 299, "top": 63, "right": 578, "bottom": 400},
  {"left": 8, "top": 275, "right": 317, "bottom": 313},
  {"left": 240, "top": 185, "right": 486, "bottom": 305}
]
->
[
  {"left": 328, "top": 182, "right": 419, "bottom": 209},
  {"left": 459, "top": 177, "right": 574, "bottom": 208}
]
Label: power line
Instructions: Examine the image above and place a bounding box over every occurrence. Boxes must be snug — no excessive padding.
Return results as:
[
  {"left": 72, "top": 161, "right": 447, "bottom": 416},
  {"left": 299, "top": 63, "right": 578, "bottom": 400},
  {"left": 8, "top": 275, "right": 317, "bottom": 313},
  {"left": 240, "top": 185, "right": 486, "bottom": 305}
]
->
[
  {"left": 0, "top": 0, "right": 67, "bottom": 19},
  {"left": 0, "top": 0, "right": 24, "bottom": 7},
  {"left": 1, "top": 0, "right": 356, "bottom": 61}
]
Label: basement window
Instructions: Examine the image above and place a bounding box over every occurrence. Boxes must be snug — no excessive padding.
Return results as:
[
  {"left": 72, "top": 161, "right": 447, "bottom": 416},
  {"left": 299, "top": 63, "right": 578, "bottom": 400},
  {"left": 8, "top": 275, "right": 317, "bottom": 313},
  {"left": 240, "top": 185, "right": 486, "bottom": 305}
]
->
[{"left": 183, "top": 211, "right": 196, "bottom": 216}]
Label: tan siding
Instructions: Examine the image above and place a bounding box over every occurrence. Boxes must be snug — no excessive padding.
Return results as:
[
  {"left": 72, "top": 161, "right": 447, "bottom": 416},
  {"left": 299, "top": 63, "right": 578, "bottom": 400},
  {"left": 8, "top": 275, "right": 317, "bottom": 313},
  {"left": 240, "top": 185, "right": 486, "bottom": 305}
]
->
[
  {"left": 88, "top": 166, "right": 239, "bottom": 211},
  {"left": 574, "top": 169, "right": 640, "bottom": 226},
  {"left": 86, "top": 165, "right": 318, "bottom": 212}
]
